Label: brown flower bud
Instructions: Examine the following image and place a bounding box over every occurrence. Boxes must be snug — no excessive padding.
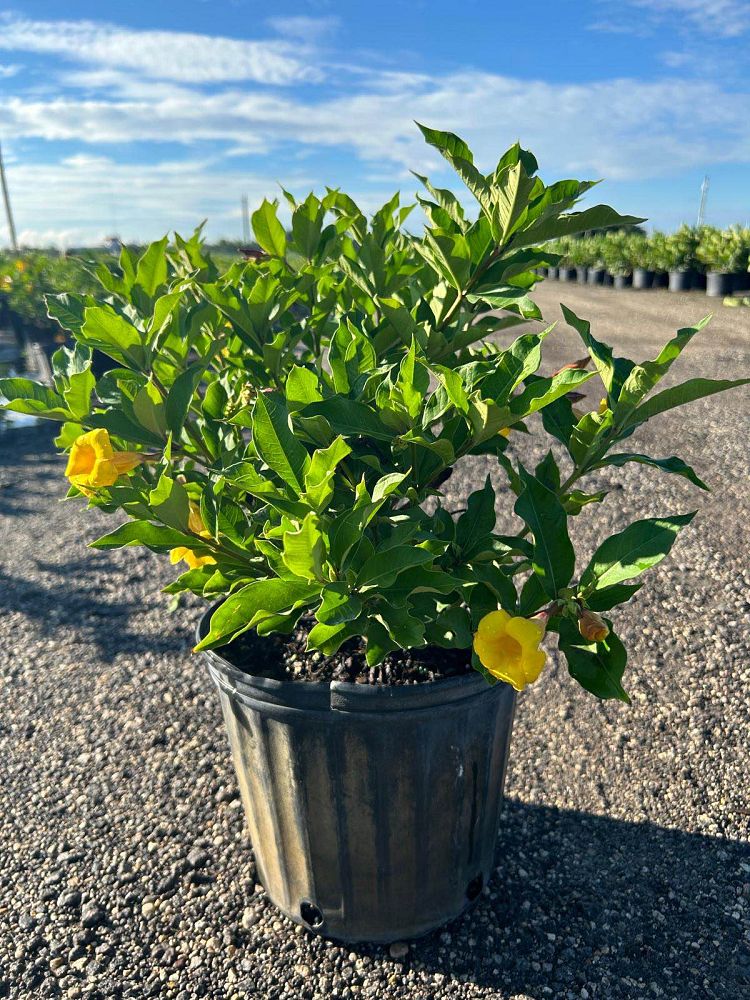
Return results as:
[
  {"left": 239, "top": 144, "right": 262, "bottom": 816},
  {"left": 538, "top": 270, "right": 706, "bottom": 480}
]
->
[{"left": 578, "top": 608, "right": 610, "bottom": 643}]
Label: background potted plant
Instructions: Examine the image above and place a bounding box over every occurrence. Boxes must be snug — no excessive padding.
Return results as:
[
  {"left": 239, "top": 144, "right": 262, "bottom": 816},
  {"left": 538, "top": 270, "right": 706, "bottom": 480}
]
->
[
  {"left": 569, "top": 237, "right": 594, "bottom": 284},
  {"left": 585, "top": 235, "right": 607, "bottom": 285},
  {"left": 3, "top": 124, "right": 748, "bottom": 945},
  {"left": 601, "top": 231, "right": 635, "bottom": 288},
  {"left": 554, "top": 237, "right": 577, "bottom": 281},
  {"left": 647, "top": 231, "right": 671, "bottom": 288},
  {"left": 662, "top": 225, "right": 700, "bottom": 291},
  {"left": 631, "top": 233, "right": 655, "bottom": 289},
  {"left": 697, "top": 225, "right": 750, "bottom": 297}
]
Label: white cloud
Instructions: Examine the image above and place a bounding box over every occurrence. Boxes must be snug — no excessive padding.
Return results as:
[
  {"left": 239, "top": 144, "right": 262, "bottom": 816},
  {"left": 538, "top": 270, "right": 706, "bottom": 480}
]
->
[
  {"left": 0, "top": 63, "right": 20, "bottom": 78},
  {"left": 594, "top": 0, "right": 750, "bottom": 37},
  {"left": 266, "top": 15, "right": 340, "bottom": 42},
  {"left": 2, "top": 71, "right": 748, "bottom": 183},
  {"left": 5, "top": 154, "right": 316, "bottom": 248},
  {"left": 0, "top": 14, "right": 322, "bottom": 84}
]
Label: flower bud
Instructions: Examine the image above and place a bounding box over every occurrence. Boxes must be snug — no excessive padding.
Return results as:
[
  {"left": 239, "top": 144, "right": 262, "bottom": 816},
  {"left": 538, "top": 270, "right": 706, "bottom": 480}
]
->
[{"left": 578, "top": 608, "right": 610, "bottom": 643}]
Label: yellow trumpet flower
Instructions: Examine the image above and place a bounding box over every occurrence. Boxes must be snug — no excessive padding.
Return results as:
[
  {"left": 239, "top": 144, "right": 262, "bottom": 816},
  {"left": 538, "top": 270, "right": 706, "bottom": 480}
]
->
[
  {"left": 65, "top": 429, "right": 142, "bottom": 495},
  {"left": 473, "top": 609, "right": 547, "bottom": 691},
  {"left": 170, "top": 503, "right": 217, "bottom": 570}
]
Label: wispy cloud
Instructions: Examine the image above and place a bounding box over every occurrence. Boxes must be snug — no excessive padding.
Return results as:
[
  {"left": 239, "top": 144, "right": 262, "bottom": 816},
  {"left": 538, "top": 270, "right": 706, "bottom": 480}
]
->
[
  {"left": 0, "top": 14, "right": 323, "bottom": 84},
  {"left": 8, "top": 154, "right": 315, "bottom": 247},
  {"left": 2, "top": 70, "right": 748, "bottom": 182},
  {"left": 593, "top": 0, "right": 750, "bottom": 37},
  {"left": 0, "top": 63, "right": 19, "bottom": 78}
]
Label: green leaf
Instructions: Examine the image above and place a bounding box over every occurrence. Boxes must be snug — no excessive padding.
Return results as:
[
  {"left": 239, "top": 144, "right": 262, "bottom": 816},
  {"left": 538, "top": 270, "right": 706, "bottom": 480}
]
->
[
  {"left": 307, "top": 618, "right": 363, "bottom": 656},
  {"left": 377, "top": 602, "right": 426, "bottom": 648},
  {"left": 594, "top": 453, "right": 709, "bottom": 491},
  {"left": 165, "top": 362, "right": 207, "bottom": 435},
  {"left": 514, "top": 468, "right": 575, "bottom": 599},
  {"left": 286, "top": 365, "right": 323, "bottom": 410},
  {"left": 149, "top": 473, "right": 190, "bottom": 531},
  {"left": 90, "top": 521, "right": 195, "bottom": 551},
  {"left": 371, "top": 471, "right": 409, "bottom": 502},
  {"left": 80, "top": 306, "right": 144, "bottom": 367},
  {"left": 561, "top": 305, "right": 634, "bottom": 398},
  {"left": 304, "top": 436, "right": 352, "bottom": 511},
  {"left": 253, "top": 393, "right": 310, "bottom": 492},
  {"left": 416, "top": 123, "right": 493, "bottom": 218},
  {"left": 612, "top": 318, "right": 710, "bottom": 422},
  {"left": 282, "top": 512, "right": 326, "bottom": 582},
  {"left": 622, "top": 378, "right": 750, "bottom": 430},
  {"left": 302, "top": 397, "right": 393, "bottom": 441},
  {"left": 585, "top": 582, "right": 643, "bottom": 612},
  {"left": 135, "top": 237, "right": 168, "bottom": 297},
  {"left": 508, "top": 368, "right": 594, "bottom": 420},
  {"left": 357, "top": 545, "right": 434, "bottom": 588},
  {"left": 195, "top": 579, "right": 319, "bottom": 650},
  {"left": 580, "top": 513, "right": 695, "bottom": 591},
  {"left": 251, "top": 199, "right": 287, "bottom": 257},
  {"left": 558, "top": 618, "right": 630, "bottom": 702},
  {"left": 0, "top": 378, "right": 69, "bottom": 420},
  {"left": 63, "top": 367, "right": 95, "bottom": 419},
  {"left": 511, "top": 205, "right": 645, "bottom": 251},
  {"left": 455, "top": 476, "right": 496, "bottom": 555},
  {"left": 317, "top": 583, "right": 363, "bottom": 626}
]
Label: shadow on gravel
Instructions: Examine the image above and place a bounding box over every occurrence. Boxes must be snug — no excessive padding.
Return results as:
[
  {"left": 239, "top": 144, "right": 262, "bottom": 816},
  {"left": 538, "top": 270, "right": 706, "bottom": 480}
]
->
[{"left": 400, "top": 799, "right": 749, "bottom": 998}]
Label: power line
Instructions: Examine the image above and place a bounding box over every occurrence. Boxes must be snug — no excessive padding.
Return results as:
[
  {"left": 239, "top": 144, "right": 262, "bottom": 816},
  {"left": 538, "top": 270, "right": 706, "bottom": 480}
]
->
[{"left": 0, "top": 141, "right": 19, "bottom": 253}]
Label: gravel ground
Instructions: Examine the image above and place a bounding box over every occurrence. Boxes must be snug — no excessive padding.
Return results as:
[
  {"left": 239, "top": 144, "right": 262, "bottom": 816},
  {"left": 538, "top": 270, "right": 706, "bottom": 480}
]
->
[{"left": 1, "top": 286, "right": 749, "bottom": 1000}]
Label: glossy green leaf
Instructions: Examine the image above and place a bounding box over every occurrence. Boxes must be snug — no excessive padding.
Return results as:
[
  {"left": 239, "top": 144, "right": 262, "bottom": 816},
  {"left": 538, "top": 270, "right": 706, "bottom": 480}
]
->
[
  {"left": 253, "top": 393, "right": 310, "bottom": 491},
  {"left": 558, "top": 618, "right": 630, "bottom": 702},
  {"left": 514, "top": 468, "right": 575, "bottom": 599},
  {"left": 580, "top": 513, "right": 695, "bottom": 591}
]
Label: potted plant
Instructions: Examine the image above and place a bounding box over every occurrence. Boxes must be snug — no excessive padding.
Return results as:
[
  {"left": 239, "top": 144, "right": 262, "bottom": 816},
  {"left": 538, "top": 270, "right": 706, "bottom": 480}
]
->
[
  {"left": 647, "top": 231, "right": 671, "bottom": 288},
  {"left": 3, "top": 125, "right": 747, "bottom": 944},
  {"left": 697, "top": 225, "right": 750, "bottom": 297},
  {"left": 631, "top": 234, "right": 655, "bottom": 289},
  {"left": 662, "top": 225, "right": 700, "bottom": 292},
  {"left": 568, "top": 237, "right": 593, "bottom": 284},
  {"left": 554, "top": 237, "right": 577, "bottom": 281},
  {"left": 601, "top": 231, "right": 635, "bottom": 288},
  {"left": 585, "top": 235, "right": 607, "bottom": 285}
]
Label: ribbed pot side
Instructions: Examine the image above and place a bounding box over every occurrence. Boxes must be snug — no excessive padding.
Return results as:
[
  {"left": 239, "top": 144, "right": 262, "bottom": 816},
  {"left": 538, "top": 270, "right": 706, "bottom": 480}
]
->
[{"left": 199, "top": 615, "right": 517, "bottom": 944}]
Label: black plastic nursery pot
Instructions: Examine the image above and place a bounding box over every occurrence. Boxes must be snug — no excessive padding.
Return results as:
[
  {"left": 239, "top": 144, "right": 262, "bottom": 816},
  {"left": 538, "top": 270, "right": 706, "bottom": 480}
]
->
[
  {"left": 198, "top": 609, "right": 517, "bottom": 943},
  {"left": 613, "top": 273, "right": 632, "bottom": 290},
  {"left": 706, "top": 272, "right": 733, "bottom": 297},
  {"left": 558, "top": 266, "right": 576, "bottom": 282},
  {"left": 632, "top": 268, "right": 654, "bottom": 290},
  {"left": 668, "top": 270, "right": 691, "bottom": 292},
  {"left": 575, "top": 267, "right": 588, "bottom": 285},
  {"left": 587, "top": 267, "right": 605, "bottom": 285}
]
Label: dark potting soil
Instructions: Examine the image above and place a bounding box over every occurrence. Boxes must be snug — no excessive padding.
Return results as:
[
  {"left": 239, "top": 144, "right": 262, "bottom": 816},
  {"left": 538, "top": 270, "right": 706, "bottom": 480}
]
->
[{"left": 221, "top": 618, "right": 475, "bottom": 685}]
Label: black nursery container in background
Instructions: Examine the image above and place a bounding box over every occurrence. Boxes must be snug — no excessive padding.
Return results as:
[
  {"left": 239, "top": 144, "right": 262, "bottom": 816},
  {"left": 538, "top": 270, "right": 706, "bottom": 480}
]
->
[
  {"left": 668, "top": 270, "right": 691, "bottom": 292},
  {"left": 633, "top": 268, "right": 654, "bottom": 290}
]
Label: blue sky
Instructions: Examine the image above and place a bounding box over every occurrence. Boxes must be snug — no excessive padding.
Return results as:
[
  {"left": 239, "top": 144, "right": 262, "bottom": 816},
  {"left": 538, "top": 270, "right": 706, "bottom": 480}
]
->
[{"left": 0, "top": 0, "right": 748, "bottom": 246}]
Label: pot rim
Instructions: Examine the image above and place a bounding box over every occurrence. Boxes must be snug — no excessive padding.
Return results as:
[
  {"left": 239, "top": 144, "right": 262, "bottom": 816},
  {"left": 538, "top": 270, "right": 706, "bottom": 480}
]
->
[{"left": 196, "top": 603, "right": 502, "bottom": 715}]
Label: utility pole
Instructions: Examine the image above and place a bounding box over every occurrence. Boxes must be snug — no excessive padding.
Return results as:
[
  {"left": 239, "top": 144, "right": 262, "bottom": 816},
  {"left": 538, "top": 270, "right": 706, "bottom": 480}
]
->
[
  {"left": 0, "top": 141, "right": 19, "bottom": 253},
  {"left": 241, "top": 195, "right": 250, "bottom": 244},
  {"left": 697, "top": 175, "right": 709, "bottom": 228}
]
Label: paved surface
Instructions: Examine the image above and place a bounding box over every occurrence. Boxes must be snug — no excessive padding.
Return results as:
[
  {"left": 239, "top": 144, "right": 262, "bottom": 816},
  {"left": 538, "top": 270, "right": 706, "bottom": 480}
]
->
[{"left": 1, "top": 285, "right": 749, "bottom": 999}]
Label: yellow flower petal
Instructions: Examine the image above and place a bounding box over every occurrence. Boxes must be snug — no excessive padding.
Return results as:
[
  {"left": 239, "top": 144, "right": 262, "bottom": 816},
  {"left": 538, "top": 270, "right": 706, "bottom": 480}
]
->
[
  {"left": 506, "top": 616, "right": 545, "bottom": 647},
  {"left": 476, "top": 609, "right": 511, "bottom": 639}
]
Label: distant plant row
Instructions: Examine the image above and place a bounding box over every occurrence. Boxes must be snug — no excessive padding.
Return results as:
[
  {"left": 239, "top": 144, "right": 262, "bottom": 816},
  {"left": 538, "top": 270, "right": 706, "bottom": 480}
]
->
[{"left": 545, "top": 225, "right": 750, "bottom": 301}]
